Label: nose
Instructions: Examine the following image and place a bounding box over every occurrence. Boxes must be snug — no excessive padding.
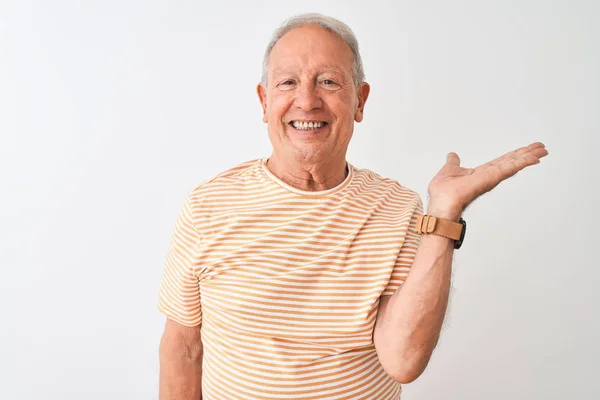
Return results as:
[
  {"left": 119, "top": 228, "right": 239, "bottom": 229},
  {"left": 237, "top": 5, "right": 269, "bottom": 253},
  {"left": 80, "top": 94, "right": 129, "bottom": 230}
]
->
[{"left": 294, "top": 82, "right": 323, "bottom": 111}]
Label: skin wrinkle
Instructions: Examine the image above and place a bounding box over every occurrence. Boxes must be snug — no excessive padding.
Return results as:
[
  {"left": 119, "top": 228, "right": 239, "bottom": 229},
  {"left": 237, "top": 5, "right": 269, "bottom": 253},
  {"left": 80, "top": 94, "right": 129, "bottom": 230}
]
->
[{"left": 257, "top": 24, "right": 370, "bottom": 192}]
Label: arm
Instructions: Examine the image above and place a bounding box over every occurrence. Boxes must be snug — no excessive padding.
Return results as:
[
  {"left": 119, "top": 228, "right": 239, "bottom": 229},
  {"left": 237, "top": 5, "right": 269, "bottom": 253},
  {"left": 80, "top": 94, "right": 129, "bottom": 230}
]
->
[
  {"left": 373, "top": 142, "right": 548, "bottom": 383},
  {"left": 373, "top": 206, "right": 459, "bottom": 384},
  {"left": 159, "top": 318, "right": 204, "bottom": 400}
]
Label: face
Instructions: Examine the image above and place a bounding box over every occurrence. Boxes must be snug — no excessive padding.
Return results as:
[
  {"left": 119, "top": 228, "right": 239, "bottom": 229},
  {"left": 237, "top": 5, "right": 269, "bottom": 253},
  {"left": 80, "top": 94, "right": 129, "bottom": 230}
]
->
[{"left": 257, "top": 24, "right": 370, "bottom": 166}]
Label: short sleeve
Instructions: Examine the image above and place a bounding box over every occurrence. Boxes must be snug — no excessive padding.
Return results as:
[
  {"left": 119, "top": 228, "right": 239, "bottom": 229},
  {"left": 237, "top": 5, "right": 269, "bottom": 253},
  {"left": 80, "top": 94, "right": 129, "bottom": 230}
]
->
[
  {"left": 158, "top": 193, "right": 203, "bottom": 327},
  {"left": 382, "top": 193, "right": 424, "bottom": 296}
]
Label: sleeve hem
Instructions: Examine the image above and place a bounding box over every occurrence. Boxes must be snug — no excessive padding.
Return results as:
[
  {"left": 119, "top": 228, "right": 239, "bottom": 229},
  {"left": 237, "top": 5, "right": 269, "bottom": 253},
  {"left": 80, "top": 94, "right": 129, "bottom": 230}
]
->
[{"left": 158, "top": 305, "right": 202, "bottom": 328}]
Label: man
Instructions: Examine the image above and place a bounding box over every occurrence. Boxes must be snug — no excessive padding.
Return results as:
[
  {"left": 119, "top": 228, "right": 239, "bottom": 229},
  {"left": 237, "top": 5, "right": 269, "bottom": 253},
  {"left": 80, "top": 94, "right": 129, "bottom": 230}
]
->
[{"left": 158, "top": 13, "right": 548, "bottom": 400}]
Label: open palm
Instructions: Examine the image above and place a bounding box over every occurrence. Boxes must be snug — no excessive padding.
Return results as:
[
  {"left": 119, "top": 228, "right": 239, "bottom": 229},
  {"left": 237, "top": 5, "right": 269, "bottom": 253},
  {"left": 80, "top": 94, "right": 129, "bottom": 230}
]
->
[{"left": 428, "top": 142, "right": 550, "bottom": 212}]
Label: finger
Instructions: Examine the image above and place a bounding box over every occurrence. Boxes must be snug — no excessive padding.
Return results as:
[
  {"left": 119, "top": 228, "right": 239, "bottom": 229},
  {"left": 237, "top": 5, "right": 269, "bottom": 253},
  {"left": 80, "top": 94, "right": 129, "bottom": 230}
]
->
[
  {"left": 507, "top": 143, "right": 549, "bottom": 168},
  {"left": 531, "top": 146, "right": 550, "bottom": 160},
  {"left": 487, "top": 149, "right": 542, "bottom": 184},
  {"left": 474, "top": 143, "right": 548, "bottom": 190},
  {"left": 508, "top": 142, "right": 548, "bottom": 162},
  {"left": 479, "top": 142, "right": 548, "bottom": 170},
  {"left": 495, "top": 143, "right": 543, "bottom": 164},
  {"left": 446, "top": 152, "right": 461, "bottom": 166}
]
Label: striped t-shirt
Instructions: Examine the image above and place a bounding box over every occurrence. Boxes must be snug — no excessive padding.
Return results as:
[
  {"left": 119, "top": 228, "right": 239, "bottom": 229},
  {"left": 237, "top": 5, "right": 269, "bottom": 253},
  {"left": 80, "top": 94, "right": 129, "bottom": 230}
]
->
[{"left": 158, "top": 158, "right": 424, "bottom": 400}]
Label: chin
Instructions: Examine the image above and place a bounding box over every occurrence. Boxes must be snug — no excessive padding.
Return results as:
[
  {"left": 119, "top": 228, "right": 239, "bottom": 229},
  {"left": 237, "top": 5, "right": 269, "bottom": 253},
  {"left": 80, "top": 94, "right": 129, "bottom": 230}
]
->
[{"left": 290, "top": 147, "right": 329, "bottom": 164}]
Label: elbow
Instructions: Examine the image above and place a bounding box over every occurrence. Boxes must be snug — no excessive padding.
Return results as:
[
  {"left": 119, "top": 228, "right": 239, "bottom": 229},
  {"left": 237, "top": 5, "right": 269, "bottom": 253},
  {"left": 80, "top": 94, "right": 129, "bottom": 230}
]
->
[
  {"left": 377, "top": 347, "right": 431, "bottom": 384},
  {"left": 388, "top": 364, "right": 425, "bottom": 384}
]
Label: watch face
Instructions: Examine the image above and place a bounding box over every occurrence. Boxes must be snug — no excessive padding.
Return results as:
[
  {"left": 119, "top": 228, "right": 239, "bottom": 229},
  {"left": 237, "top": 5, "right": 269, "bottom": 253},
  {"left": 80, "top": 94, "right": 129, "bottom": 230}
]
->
[{"left": 454, "top": 218, "right": 466, "bottom": 249}]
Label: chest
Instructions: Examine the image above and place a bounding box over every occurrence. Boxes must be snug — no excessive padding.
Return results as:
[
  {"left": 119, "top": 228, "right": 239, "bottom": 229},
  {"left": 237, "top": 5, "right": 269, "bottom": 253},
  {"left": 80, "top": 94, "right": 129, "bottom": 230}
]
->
[{"left": 193, "top": 201, "right": 411, "bottom": 339}]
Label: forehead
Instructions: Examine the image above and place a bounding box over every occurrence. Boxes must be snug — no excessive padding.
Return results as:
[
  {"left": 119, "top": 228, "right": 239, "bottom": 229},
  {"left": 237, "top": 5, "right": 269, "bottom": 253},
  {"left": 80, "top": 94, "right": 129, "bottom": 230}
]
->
[{"left": 268, "top": 25, "right": 354, "bottom": 75}]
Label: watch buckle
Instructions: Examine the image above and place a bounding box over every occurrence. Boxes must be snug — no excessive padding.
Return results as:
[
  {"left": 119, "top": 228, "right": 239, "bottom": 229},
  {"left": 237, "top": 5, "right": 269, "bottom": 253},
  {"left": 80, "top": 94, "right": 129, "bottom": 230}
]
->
[{"left": 416, "top": 215, "right": 437, "bottom": 234}]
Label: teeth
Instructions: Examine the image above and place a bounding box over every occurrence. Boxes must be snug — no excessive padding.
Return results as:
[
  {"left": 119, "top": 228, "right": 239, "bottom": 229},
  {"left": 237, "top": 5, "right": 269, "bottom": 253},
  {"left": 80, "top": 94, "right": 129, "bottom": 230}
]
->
[{"left": 292, "top": 121, "right": 325, "bottom": 130}]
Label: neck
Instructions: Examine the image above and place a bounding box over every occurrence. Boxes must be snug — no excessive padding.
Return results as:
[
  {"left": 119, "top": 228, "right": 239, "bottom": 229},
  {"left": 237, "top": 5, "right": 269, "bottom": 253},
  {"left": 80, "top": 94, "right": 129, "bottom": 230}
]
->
[{"left": 265, "top": 154, "right": 348, "bottom": 192}]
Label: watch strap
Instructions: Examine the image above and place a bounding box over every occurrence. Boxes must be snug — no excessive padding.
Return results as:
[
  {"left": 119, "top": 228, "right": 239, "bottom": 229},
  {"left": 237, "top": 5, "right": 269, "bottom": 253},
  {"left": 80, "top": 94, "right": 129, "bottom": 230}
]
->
[{"left": 416, "top": 215, "right": 466, "bottom": 249}]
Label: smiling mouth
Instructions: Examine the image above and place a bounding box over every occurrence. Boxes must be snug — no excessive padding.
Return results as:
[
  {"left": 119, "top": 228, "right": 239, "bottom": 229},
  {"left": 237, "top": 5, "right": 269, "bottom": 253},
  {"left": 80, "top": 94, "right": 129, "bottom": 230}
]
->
[{"left": 288, "top": 121, "right": 329, "bottom": 131}]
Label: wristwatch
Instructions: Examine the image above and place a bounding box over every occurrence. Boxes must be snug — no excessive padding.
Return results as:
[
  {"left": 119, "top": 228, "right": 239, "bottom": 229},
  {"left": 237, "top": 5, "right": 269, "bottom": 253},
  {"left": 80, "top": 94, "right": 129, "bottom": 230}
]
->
[{"left": 415, "top": 214, "right": 467, "bottom": 249}]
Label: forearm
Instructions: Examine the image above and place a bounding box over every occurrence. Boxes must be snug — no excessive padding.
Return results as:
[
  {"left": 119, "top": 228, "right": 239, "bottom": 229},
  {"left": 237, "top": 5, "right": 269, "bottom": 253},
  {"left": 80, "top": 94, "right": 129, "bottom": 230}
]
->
[
  {"left": 159, "top": 338, "right": 203, "bottom": 399},
  {"left": 374, "top": 207, "right": 459, "bottom": 383}
]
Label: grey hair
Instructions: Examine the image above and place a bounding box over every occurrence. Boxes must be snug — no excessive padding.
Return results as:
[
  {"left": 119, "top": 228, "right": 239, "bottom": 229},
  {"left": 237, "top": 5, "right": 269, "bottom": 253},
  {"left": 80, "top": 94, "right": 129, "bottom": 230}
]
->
[{"left": 260, "top": 13, "right": 365, "bottom": 87}]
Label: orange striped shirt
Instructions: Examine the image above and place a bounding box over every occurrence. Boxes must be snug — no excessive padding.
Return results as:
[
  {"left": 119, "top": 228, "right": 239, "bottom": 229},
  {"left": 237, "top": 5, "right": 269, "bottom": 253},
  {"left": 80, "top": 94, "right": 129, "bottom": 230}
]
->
[{"left": 158, "top": 158, "right": 424, "bottom": 399}]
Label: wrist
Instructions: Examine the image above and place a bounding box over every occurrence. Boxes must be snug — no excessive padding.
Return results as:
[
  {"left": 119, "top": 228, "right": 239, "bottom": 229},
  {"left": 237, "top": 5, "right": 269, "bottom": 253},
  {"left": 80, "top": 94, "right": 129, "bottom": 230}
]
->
[{"left": 426, "top": 204, "right": 463, "bottom": 222}]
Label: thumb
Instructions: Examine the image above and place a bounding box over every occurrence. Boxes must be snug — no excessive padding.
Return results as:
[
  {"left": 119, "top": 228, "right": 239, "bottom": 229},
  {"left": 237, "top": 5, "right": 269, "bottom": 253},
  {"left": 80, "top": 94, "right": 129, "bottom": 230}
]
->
[{"left": 446, "top": 152, "right": 461, "bottom": 166}]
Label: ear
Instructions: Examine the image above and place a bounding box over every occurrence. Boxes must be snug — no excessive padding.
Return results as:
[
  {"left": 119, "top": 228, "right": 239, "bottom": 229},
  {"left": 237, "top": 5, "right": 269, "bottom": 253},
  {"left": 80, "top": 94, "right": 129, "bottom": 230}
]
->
[
  {"left": 354, "top": 82, "right": 370, "bottom": 123},
  {"left": 256, "top": 83, "right": 268, "bottom": 123}
]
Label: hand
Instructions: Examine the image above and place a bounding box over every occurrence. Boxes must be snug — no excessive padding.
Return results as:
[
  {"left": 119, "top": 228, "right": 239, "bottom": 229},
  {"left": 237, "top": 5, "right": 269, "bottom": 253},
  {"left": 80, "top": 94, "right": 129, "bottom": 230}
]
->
[{"left": 427, "top": 142, "right": 549, "bottom": 215}]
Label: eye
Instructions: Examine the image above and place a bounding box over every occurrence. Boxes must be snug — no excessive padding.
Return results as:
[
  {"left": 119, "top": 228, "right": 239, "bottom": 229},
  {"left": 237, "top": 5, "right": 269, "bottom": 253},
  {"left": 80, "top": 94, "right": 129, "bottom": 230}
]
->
[
  {"left": 279, "top": 80, "right": 295, "bottom": 86},
  {"left": 320, "top": 79, "right": 340, "bottom": 88}
]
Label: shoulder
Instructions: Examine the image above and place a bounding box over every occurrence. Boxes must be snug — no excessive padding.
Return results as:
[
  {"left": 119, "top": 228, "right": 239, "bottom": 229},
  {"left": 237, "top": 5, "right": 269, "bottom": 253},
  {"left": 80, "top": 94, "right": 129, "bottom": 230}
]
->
[
  {"left": 188, "top": 158, "right": 259, "bottom": 192},
  {"left": 351, "top": 164, "right": 422, "bottom": 205},
  {"left": 182, "top": 158, "right": 263, "bottom": 213}
]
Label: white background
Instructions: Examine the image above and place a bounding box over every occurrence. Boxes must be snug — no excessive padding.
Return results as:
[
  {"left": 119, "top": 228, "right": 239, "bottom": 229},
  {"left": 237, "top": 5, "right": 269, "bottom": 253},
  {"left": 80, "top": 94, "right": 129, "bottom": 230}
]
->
[{"left": 1, "top": 0, "right": 598, "bottom": 399}]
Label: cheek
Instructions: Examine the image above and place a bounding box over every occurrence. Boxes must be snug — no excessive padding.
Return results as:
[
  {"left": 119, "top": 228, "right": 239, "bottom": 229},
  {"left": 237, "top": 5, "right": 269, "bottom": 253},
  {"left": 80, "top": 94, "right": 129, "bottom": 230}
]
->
[
  {"left": 328, "top": 93, "right": 356, "bottom": 122},
  {"left": 267, "top": 94, "right": 292, "bottom": 120},
  {"left": 332, "top": 104, "right": 357, "bottom": 125}
]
